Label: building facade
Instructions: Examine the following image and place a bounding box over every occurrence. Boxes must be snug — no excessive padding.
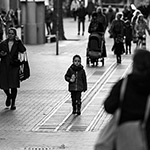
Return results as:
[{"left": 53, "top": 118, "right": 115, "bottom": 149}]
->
[{"left": 0, "top": 0, "right": 20, "bottom": 12}]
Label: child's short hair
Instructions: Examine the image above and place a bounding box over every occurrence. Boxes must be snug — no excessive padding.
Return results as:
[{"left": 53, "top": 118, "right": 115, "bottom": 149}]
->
[{"left": 73, "top": 55, "right": 81, "bottom": 61}]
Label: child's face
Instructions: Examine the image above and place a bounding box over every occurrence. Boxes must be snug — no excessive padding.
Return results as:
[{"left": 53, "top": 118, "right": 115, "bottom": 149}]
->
[{"left": 73, "top": 57, "right": 81, "bottom": 66}]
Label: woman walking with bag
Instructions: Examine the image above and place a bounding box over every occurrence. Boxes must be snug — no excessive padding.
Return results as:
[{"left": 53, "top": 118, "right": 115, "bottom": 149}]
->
[
  {"left": 0, "top": 27, "right": 26, "bottom": 110},
  {"left": 103, "top": 49, "right": 150, "bottom": 149}
]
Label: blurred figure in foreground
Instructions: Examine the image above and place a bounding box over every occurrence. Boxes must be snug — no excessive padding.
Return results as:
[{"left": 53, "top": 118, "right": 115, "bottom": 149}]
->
[{"left": 104, "top": 48, "right": 150, "bottom": 150}]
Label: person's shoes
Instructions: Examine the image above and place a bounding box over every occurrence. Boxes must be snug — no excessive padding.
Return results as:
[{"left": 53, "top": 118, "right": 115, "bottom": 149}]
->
[
  {"left": 76, "top": 111, "right": 81, "bottom": 115},
  {"left": 10, "top": 105, "right": 16, "bottom": 110},
  {"left": 72, "top": 110, "right": 76, "bottom": 114},
  {"left": 5, "top": 96, "right": 11, "bottom": 107},
  {"left": 78, "top": 32, "right": 80, "bottom": 35},
  {"left": 82, "top": 32, "right": 84, "bottom": 36}
]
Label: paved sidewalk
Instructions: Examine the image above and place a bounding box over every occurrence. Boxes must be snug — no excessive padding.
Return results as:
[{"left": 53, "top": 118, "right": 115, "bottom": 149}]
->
[
  {"left": 0, "top": 18, "right": 110, "bottom": 150},
  {"left": 0, "top": 17, "right": 149, "bottom": 150}
]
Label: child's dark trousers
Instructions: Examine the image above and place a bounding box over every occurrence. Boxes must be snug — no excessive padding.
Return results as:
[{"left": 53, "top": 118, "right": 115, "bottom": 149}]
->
[{"left": 71, "top": 91, "right": 82, "bottom": 115}]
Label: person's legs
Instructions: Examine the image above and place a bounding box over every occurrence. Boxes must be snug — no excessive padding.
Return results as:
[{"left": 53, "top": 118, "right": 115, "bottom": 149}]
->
[
  {"left": 82, "top": 20, "right": 85, "bottom": 36},
  {"left": 142, "top": 36, "right": 146, "bottom": 48},
  {"left": 78, "top": 20, "right": 81, "bottom": 35},
  {"left": 46, "top": 23, "right": 50, "bottom": 35},
  {"left": 4, "top": 89, "right": 11, "bottom": 107},
  {"left": 116, "top": 54, "right": 121, "bottom": 64},
  {"left": 10, "top": 88, "right": 17, "bottom": 110},
  {"left": 76, "top": 91, "right": 82, "bottom": 115},
  {"left": 71, "top": 91, "right": 77, "bottom": 114},
  {"left": 129, "top": 42, "right": 131, "bottom": 54}
]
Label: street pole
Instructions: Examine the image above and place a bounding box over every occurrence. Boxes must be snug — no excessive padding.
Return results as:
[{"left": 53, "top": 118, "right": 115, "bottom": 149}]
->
[{"left": 56, "top": 0, "right": 59, "bottom": 55}]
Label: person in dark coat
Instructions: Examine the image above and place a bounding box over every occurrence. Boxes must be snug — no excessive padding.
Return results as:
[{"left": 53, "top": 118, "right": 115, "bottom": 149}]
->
[
  {"left": 76, "top": 1, "right": 87, "bottom": 36},
  {"left": 88, "top": 11, "right": 104, "bottom": 34},
  {"left": 45, "top": 6, "right": 53, "bottom": 35},
  {"left": 112, "top": 34, "right": 125, "bottom": 63},
  {"left": 96, "top": 6, "right": 108, "bottom": 32},
  {"left": 65, "top": 55, "right": 87, "bottom": 115},
  {"left": 124, "top": 20, "right": 132, "bottom": 54},
  {"left": 110, "top": 12, "right": 125, "bottom": 63},
  {"left": 0, "top": 27, "right": 26, "bottom": 110},
  {"left": 104, "top": 49, "right": 150, "bottom": 149},
  {"left": 86, "top": 0, "right": 95, "bottom": 21},
  {"left": 88, "top": 12, "right": 107, "bottom": 61}
]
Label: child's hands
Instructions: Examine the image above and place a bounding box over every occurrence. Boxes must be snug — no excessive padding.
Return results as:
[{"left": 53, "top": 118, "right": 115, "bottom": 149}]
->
[{"left": 70, "top": 74, "right": 75, "bottom": 82}]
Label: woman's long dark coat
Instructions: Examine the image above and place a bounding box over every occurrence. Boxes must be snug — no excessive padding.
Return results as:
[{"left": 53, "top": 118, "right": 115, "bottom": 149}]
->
[{"left": 0, "top": 39, "right": 26, "bottom": 90}]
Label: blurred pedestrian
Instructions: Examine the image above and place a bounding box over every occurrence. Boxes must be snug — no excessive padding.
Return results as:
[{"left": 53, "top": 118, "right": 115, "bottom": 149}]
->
[
  {"left": 5, "top": 9, "right": 15, "bottom": 36},
  {"left": 88, "top": 11, "right": 107, "bottom": 60},
  {"left": 134, "top": 14, "right": 150, "bottom": 48},
  {"left": 109, "top": 12, "right": 125, "bottom": 63},
  {"left": 88, "top": 12, "right": 104, "bottom": 34},
  {"left": 45, "top": 6, "right": 53, "bottom": 35},
  {"left": 124, "top": 20, "right": 132, "bottom": 54},
  {"left": 106, "top": 5, "right": 115, "bottom": 37},
  {"left": 131, "top": 9, "right": 141, "bottom": 43},
  {"left": 96, "top": 6, "right": 107, "bottom": 32},
  {"left": 112, "top": 34, "right": 125, "bottom": 64},
  {"left": 76, "top": 1, "right": 87, "bottom": 35},
  {"left": 86, "top": 0, "right": 95, "bottom": 21},
  {"left": 70, "top": 0, "right": 80, "bottom": 21},
  {"left": 0, "top": 14, "right": 5, "bottom": 42},
  {"left": 106, "top": 5, "right": 115, "bottom": 28},
  {"left": 104, "top": 48, "right": 150, "bottom": 150},
  {"left": 0, "top": 27, "right": 26, "bottom": 110},
  {"left": 65, "top": 55, "right": 87, "bottom": 115},
  {"left": 122, "top": 5, "right": 130, "bottom": 21}
]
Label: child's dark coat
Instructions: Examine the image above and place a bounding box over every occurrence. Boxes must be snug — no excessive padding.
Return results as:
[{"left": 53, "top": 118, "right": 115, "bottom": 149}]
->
[{"left": 65, "top": 64, "right": 87, "bottom": 92}]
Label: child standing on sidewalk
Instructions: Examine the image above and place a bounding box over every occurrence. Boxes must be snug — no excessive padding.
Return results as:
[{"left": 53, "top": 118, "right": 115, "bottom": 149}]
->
[{"left": 65, "top": 55, "right": 87, "bottom": 115}]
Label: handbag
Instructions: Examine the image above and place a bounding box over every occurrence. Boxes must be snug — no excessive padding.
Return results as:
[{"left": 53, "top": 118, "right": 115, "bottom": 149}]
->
[
  {"left": 94, "top": 77, "right": 150, "bottom": 150},
  {"left": 19, "top": 52, "right": 30, "bottom": 81}
]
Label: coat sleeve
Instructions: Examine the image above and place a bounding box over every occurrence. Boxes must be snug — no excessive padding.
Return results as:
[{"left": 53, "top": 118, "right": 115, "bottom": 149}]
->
[
  {"left": 88, "top": 23, "right": 92, "bottom": 33},
  {"left": 18, "top": 40, "right": 26, "bottom": 53},
  {"left": 104, "top": 80, "right": 122, "bottom": 114},
  {"left": 82, "top": 69, "right": 87, "bottom": 91},
  {"left": 64, "top": 68, "right": 71, "bottom": 83}
]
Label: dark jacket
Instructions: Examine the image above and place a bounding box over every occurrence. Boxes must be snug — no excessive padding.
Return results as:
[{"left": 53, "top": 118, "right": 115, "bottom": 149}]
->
[
  {"left": 88, "top": 19, "right": 104, "bottom": 34},
  {"left": 0, "top": 39, "right": 26, "bottom": 89},
  {"left": 65, "top": 64, "right": 87, "bottom": 92},
  {"left": 86, "top": 1, "right": 95, "bottom": 14},
  {"left": 124, "top": 23, "right": 132, "bottom": 44},
  {"left": 97, "top": 13, "right": 107, "bottom": 31},
  {"left": 110, "top": 19, "right": 125, "bottom": 38},
  {"left": 77, "top": 6, "right": 87, "bottom": 21},
  {"left": 104, "top": 73, "right": 150, "bottom": 148}
]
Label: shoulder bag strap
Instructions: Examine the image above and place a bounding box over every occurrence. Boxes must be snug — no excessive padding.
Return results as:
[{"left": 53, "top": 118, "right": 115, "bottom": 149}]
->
[
  {"left": 143, "top": 95, "right": 150, "bottom": 126},
  {"left": 120, "top": 77, "right": 128, "bottom": 102},
  {"left": 115, "top": 77, "right": 128, "bottom": 123}
]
